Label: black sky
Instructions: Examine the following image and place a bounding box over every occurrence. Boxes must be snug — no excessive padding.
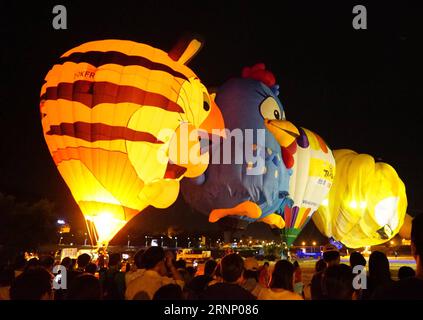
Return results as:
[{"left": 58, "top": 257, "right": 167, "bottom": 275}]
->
[{"left": 0, "top": 1, "right": 422, "bottom": 242}]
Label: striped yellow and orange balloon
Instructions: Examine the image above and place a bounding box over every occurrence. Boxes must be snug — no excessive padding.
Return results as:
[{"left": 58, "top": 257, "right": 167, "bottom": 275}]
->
[{"left": 40, "top": 38, "right": 224, "bottom": 246}]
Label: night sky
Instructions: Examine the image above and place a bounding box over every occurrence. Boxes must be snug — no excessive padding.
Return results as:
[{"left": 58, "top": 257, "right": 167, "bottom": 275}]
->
[{"left": 1, "top": 1, "right": 421, "bottom": 243}]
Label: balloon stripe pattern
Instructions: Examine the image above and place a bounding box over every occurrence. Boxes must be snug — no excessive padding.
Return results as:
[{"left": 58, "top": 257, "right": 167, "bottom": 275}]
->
[
  {"left": 40, "top": 39, "right": 224, "bottom": 245},
  {"left": 56, "top": 50, "right": 190, "bottom": 80},
  {"left": 41, "top": 80, "right": 184, "bottom": 112}
]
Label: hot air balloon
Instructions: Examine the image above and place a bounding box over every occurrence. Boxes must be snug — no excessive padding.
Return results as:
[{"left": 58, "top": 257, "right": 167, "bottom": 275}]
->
[
  {"left": 40, "top": 37, "right": 225, "bottom": 246},
  {"left": 181, "top": 64, "right": 300, "bottom": 241},
  {"left": 265, "top": 126, "right": 336, "bottom": 246},
  {"left": 313, "top": 149, "right": 407, "bottom": 248}
]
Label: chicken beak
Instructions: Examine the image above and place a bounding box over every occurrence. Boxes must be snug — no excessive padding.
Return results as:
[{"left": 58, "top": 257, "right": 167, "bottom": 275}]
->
[
  {"left": 199, "top": 99, "right": 226, "bottom": 138},
  {"left": 264, "top": 119, "right": 300, "bottom": 147}
]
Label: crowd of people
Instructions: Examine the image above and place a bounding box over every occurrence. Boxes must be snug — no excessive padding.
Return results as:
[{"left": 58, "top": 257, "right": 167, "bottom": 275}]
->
[{"left": 0, "top": 214, "right": 422, "bottom": 300}]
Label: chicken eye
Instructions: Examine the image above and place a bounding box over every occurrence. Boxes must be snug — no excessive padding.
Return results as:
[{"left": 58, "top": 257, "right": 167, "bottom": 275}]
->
[{"left": 260, "top": 96, "right": 283, "bottom": 120}]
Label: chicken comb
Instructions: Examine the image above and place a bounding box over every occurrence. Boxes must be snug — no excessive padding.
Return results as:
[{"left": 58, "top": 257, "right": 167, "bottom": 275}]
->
[{"left": 242, "top": 63, "right": 276, "bottom": 88}]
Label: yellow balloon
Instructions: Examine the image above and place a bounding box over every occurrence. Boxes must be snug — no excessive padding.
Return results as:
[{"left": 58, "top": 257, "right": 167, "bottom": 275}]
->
[
  {"left": 40, "top": 38, "right": 225, "bottom": 245},
  {"left": 314, "top": 149, "right": 407, "bottom": 248},
  {"left": 168, "top": 122, "right": 209, "bottom": 178}
]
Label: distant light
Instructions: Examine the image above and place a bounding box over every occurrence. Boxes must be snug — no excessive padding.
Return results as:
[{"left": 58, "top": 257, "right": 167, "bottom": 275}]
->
[
  {"left": 322, "top": 199, "right": 329, "bottom": 206},
  {"left": 390, "top": 240, "right": 395, "bottom": 245},
  {"left": 312, "top": 241, "right": 317, "bottom": 246},
  {"left": 302, "top": 241, "right": 306, "bottom": 246},
  {"left": 349, "top": 201, "right": 357, "bottom": 209},
  {"left": 57, "top": 219, "right": 65, "bottom": 225}
]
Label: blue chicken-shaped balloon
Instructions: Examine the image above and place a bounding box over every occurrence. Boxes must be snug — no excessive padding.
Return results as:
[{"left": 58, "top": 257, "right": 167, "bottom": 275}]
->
[{"left": 181, "top": 64, "right": 300, "bottom": 229}]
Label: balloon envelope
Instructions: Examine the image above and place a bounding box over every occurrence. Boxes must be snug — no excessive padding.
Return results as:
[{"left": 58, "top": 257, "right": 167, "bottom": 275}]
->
[
  {"left": 313, "top": 149, "right": 407, "bottom": 248},
  {"left": 181, "top": 70, "right": 294, "bottom": 231},
  {"left": 40, "top": 39, "right": 223, "bottom": 245},
  {"left": 279, "top": 128, "right": 335, "bottom": 246}
]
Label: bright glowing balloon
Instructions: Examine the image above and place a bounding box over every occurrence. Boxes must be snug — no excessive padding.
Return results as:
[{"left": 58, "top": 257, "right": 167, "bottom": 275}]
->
[
  {"left": 181, "top": 64, "right": 297, "bottom": 236},
  {"left": 40, "top": 38, "right": 224, "bottom": 245},
  {"left": 266, "top": 126, "right": 336, "bottom": 246},
  {"left": 313, "top": 149, "right": 407, "bottom": 248}
]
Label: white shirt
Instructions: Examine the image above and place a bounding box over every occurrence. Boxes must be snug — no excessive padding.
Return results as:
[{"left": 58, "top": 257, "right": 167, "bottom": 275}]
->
[
  {"left": 125, "top": 268, "right": 145, "bottom": 286},
  {"left": 125, "top": 269, "right": 184, "bottom": 300}
]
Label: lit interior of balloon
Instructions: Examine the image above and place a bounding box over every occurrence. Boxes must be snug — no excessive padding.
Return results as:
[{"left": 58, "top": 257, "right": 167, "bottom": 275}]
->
[
  {"left": 374, "top": 197, "right": 400, "bottom": 230},
  {"left": 348, "top": 200, "right": 367, "bottom": 209},
  {"left": 86, "top": 212, "right": 127, "bottom": 245}
]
